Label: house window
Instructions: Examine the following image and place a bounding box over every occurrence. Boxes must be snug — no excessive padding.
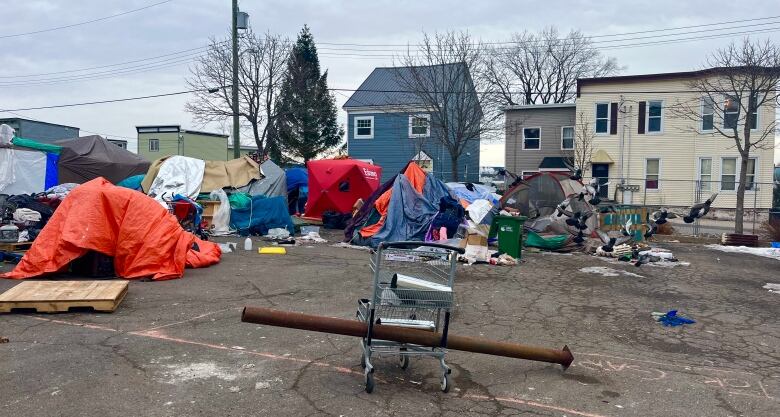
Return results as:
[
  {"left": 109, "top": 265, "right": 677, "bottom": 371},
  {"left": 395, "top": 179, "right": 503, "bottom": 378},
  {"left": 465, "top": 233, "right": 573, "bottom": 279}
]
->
[
  {"left": 746, "top": 158, "right": 757, "bottom": 191},
  {"left": 646, "top": 100, "right": 663, "bottom": 133},
  {"left": 723, "top": 97, "right": 739, "bottom": 130},
  {"left": 522, "top": 127, "right": 540, "bottom": 150},
  {"left": 595, "top": 103, "right": 610, "bottom": 134},
  {"left": 645, "top": 158, "right": 660, "bottom": 190},
  {"left": 721, "top": 157, "right": 737, "bottom": 191},
  {"left": 354, "top": 116, "right": 374, "bottom": 138},
  {"left": 148, "top": 138, "right": 159, "bottom": 152},
  {"left": 561, "top": 126, "right": 574, "bottom": 150},
  {"left": 408, "top": 115, "right": 430, "bottom": 138},
  {"left": 698, "top": 158, "right": 712, "bottom": 192},
  {"left": 701, "top": 97, "right": 714, "bottom": 131}
]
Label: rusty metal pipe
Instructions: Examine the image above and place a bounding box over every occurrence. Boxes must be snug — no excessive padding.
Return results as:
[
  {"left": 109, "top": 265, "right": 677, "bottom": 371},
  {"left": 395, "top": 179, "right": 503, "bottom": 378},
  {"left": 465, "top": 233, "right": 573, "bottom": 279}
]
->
[{"left": 241, "top": 306, "right": 573, "bottom": 369}]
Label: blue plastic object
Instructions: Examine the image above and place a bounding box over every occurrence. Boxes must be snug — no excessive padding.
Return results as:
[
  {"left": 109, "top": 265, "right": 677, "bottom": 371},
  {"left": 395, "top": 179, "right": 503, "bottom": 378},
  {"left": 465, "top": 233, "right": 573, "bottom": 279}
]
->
[
  {"left": 656, "top": 310, "right": 695, "bottom": 327},
  {"left": 771, "top": 242, "right": 780, "bottom": 248}
]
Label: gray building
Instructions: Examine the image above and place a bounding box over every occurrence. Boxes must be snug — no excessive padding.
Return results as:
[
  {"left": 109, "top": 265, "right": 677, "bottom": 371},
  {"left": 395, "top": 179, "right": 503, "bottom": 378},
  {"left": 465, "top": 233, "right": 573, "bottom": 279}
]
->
[
  {"left": 504, "top": 103, "right": 575, "bottom": 177},
  {"left": 0, "top": 117, "right": 79, "bottom": 143}
]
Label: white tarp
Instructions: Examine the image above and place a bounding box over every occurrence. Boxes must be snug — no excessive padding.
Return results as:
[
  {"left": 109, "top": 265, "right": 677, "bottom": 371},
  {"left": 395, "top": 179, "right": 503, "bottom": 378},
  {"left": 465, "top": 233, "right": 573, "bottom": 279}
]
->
[
  {"left": 147, "top": 155, "right": 205, "bottom": 206},
  {"left": 0, "top": 148, "right": 47, "bottom": 194}
]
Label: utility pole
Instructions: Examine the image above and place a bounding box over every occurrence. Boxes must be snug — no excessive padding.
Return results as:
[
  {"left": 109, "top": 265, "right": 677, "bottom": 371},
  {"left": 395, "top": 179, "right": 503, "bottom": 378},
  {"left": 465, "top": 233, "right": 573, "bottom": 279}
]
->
[{"left": 231, "top": 0, "right": 240, "bottom": 159}]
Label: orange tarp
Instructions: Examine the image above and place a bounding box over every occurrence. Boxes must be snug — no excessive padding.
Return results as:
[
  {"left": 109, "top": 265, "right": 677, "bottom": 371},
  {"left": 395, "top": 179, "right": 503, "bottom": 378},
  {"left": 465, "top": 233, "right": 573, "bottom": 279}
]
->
[
  {"left": 2, "top": 178, "right": 221, "bottom": 281},
  {"left": 359, "top": 162, "right": 427, "bottom": 238}
]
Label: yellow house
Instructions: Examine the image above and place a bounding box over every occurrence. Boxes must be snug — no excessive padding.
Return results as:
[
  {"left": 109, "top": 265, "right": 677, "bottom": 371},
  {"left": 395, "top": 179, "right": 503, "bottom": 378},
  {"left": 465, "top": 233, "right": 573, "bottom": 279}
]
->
[
  {"left": 136, "top": 125, "right": 229, "bottom": 161},
  {"left": 575, "top": 70, "right": 776, "bottom": 209}
]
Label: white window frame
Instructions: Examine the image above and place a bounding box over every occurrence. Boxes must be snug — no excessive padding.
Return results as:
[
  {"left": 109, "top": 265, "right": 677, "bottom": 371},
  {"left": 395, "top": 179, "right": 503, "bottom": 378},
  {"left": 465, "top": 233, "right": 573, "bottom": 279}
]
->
[
  {"left": 148, "top": 138, "right": 159, "bottom": 152},
  {"left": 700, "top": 97, "right": 715, "bottom": 133},
  {"left": 521, "top": 170, "right": 539, "bottom": 179},
  {"left": 644, "top": 158, "right": 661, "bottom": 191},
  {"left": 645, "top": 100, "right": 664, "bottom": 134},
  {"left": 697, "top": 157, "right": 713, "bottom": 192},
  {"left": 522, "top": 127, "right": 541, "bottom": 150},
  {"left": 408, "top": 114, "right": 430, "bottom": 138},
  {"left": 720, "top": 157, "right": 738, "bottom": 192},
  {"left": 745, "top": 157, "right": 758, "bottom": 192},
  {"left": 594, "top": 102, "right": 610, "bottom": 135},
  {"left": 722, "top": 95, "right": 759, "bottom": 132},
  {"left": 560, "top": 126, "right": 574, "bottom": 150},
  {"left": 353, "top": 116, "right": 374, "bottom": 139}
]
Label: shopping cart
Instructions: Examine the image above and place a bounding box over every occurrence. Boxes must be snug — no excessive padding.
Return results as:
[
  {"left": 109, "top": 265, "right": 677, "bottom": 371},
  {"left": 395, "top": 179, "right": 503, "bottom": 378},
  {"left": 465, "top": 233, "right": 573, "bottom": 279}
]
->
[{"left": 356, "top": 241, "right": 464, "bottom": 393}]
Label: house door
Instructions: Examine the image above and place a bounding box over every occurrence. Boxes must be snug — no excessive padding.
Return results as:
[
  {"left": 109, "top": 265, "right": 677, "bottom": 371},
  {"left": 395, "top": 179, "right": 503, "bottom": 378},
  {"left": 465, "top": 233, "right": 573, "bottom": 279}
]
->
[{"left": 591, "top": 164, "right": 609, "bottom": 199}]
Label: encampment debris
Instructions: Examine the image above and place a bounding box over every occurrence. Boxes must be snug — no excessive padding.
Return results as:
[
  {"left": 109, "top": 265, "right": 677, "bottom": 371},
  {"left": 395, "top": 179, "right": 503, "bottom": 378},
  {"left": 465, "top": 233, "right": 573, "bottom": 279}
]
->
[
  {"left": 763, "top": 283, "right": 780, "bottom": 294},
  {"left": 652, "top": 310, "right": 695, "bottom": 327}
]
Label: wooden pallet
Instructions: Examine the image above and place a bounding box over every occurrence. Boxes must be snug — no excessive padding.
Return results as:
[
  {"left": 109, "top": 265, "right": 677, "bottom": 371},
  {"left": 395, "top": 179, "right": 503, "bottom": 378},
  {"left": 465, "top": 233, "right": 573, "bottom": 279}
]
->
[
  {"left": 721, "top": 233, "right": 759, "bottom": 247},
  {"left": 0, "top": 241, "right": 33, "bottom": 252},
  {"left": 0, "top": 281, "right": 128, "bottom": 313}
]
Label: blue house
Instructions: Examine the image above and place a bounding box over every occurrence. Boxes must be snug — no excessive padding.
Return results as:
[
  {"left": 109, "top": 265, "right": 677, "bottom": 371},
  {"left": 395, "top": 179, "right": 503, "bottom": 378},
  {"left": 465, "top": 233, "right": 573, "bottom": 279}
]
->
[{"left": 343, "top": 63, "right": 480, "bottom": 183}]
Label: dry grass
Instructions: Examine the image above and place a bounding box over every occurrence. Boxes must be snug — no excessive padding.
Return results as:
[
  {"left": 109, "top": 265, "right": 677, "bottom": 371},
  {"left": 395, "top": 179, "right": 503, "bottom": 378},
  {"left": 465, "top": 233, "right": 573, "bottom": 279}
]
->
[{"left": 760, "top": 221, "right": 780, "bottom": 242}]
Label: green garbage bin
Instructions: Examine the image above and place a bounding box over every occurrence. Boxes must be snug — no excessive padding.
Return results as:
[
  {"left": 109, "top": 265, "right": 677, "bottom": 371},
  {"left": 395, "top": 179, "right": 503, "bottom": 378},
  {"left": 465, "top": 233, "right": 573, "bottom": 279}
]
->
[{"left": 489, "top": 215, "right": 526, "bottom": 259}]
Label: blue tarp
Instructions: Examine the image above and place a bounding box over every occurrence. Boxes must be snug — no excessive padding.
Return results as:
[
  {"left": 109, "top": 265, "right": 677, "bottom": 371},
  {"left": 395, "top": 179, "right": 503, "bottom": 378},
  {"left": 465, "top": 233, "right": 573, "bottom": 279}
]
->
[
  {"left": 117, "top": 174, "right": 146, "bottom": 191},
  {"left": 230, "top": 195, "right": 294, "bottom": 236},
  {"left": 285, "top": 167, "right": 308, "bottom": 193},
  {"left": 369, "top": 174, "right": 454, "bottom": 247},
  {"left": 446, "top": 182, "right": 499, "bottom": 205},
  {"left": 44, "top": 153, "right": 59, "bottom": 189}
]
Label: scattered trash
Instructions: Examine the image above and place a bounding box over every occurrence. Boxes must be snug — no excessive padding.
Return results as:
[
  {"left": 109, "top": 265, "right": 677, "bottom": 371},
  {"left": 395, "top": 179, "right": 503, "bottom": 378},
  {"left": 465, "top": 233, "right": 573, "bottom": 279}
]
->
[
  {"left": 0, "top": 336, "right": 9, "bottom": 343},
  {"left": 258, "top": 247, "right": 286, "bottom": 255},
  {"left": 217, "top": 242, "right": 237, "bottom": 253},
  {"left": 706, "top": 244, "right": 780, "bottom": 261},
  {"left": 265, "top": 228, "right": 291, "bottom": 240},
  {"left": 763, "top": 283, "right": 780, "bottom": 294},
  {"left": 244, "top": 237, "right": 253, "bottom": 251},
  {"left": 300, "top": 225, "right": 320, "bottom": 235},
  {"left": 299, "top": 232, "right": 327, "bottom": 243},
  {"left": 489, "top": 253, "right": 517, "bottom": 266},
  {"left": 330, "top": 242, "right": 371, "bottom": 251},
  {"left": 652, "top": 310, "right": 695, "bottom": 327}
]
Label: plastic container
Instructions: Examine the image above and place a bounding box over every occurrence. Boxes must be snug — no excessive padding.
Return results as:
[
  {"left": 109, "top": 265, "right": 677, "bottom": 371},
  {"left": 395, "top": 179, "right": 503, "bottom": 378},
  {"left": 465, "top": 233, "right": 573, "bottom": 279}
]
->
[
  {"left": 771, "top": 242, "right": 780, "bottom": 249},
  {"left": 489, "top": 215, "right": 527, "bottom": 259},
  {"left": 244, "top": 237, "right": 253, "bottom": 251},
  {"left": 0, "top": 224, "right": 19, "bottom": 243}
]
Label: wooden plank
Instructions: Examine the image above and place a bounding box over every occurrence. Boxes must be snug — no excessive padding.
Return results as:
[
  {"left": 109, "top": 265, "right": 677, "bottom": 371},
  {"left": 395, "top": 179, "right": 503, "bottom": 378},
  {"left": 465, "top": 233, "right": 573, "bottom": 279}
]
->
[
  {"left": 0, "top": 241, "right": 33, "bottom": 252},
  {"left": 0, "top": 281, "right": 128, "bottom": 313}
]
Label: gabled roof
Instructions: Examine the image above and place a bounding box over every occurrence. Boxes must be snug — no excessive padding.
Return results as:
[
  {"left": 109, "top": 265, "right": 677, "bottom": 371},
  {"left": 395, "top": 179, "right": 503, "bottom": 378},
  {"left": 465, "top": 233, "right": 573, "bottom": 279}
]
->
[{"left": 342, "top": 63, "right": 469, "bottom": 109}]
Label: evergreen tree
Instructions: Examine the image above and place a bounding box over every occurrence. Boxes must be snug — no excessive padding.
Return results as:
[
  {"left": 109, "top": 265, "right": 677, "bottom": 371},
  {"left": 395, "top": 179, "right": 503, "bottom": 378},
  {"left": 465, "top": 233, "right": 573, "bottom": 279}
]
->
[{"left": 271, "top": 25, "right": 343, "bottom": 162}]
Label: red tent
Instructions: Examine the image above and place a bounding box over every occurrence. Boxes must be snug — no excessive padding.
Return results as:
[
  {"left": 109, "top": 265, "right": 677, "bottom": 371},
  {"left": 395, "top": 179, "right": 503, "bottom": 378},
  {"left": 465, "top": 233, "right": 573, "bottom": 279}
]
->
[{"left": 305, "top": 159, "right": 382, "bottom": 219}]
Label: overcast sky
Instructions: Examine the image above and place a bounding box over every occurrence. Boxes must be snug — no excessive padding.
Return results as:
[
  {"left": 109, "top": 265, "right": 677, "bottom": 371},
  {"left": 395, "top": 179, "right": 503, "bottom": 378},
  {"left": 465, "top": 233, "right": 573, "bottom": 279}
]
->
[{"left": 1, "top": 0, "right": 778, "bottom": 165}]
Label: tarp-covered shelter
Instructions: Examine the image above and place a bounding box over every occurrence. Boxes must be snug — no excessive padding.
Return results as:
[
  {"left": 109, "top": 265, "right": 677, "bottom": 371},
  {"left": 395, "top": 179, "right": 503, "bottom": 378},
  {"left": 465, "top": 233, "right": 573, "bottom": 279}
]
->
[
  {"left": 500, "top": 172, "right": 582, "bottom": 218},
  {"left": 0, "top": 146, "right": 56, "bottom": 194},
  {"left": 141, "top": 155, "right": 261, "bottom": 194},
  {"left": 55, "top": 135, "right": 151, "bottom": 184},
  {"left": 2, "top": 178, "right": 221, "bottom": 281},
  {"left": 305, "top": 159, "right": 382, "bottom": 219},
  {"left": 238, "top": 159, "right": 287, "bottom": 198},
  {"left": 346, "top": 162, "right": 455, "bottom": 247}
]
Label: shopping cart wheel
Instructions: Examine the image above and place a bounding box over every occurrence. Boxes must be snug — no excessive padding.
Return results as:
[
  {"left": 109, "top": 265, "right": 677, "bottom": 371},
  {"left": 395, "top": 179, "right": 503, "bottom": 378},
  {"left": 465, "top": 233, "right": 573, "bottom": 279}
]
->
[
  {"left": 440, "top": 373, "right": 451, "bottom": 393},
  {"left": 364, "top": 369, "right": 375, "bottom": 393},
  {"left": 399, "top": 355, "right": 409, "bottom": 370}
]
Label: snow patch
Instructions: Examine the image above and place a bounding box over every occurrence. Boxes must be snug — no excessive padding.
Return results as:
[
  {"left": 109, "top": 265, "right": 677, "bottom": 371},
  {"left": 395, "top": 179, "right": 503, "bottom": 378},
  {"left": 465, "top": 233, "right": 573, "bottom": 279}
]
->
[
  {"left": 706, "top": 245, "right": 780, "bottom": 261},
  {"left": 763, "top": 283, "right": 780, "bottom": 294},
  {"left": 579, "top": 266, "right": 643, "bottom": 278}
]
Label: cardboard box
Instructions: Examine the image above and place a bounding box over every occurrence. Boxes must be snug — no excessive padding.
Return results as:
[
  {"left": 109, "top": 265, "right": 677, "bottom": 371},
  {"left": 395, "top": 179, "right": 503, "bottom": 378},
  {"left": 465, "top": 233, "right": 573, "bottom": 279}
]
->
[{"left": 461, "top": 226, "right": 490, "bottom": 263}]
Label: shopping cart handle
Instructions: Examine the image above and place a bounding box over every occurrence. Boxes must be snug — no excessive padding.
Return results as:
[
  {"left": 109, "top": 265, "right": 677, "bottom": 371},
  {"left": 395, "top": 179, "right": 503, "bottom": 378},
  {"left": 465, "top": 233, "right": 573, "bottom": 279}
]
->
[{"left": 379, "top": 241, "right": 466, "bottom": 254}]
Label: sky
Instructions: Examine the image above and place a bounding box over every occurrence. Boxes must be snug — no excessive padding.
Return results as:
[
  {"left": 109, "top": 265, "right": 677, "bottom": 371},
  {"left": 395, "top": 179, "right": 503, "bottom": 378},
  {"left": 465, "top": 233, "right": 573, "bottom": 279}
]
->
[{"left": 0, "top": 0, "right": 778, "bottom": 166}]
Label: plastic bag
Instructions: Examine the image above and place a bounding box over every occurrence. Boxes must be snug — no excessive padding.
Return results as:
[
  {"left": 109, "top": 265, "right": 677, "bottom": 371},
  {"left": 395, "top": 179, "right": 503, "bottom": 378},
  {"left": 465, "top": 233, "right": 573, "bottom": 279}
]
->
[
  {"left": 0, "top": 124, "right": 14, "bottom": 145},
  {"left": 209, "top": 189, "right": 232, "bottom": 236}
]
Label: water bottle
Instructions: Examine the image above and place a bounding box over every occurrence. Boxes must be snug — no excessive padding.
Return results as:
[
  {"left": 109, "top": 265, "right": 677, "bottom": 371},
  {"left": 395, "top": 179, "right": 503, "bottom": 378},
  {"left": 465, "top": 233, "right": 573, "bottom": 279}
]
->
[{"left": 244, "top": 237, "right": 252, "bottom": 251}]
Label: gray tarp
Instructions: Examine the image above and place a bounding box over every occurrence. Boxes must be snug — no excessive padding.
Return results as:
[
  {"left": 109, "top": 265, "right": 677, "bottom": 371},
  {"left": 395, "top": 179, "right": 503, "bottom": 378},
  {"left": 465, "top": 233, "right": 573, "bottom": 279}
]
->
[
  {"left": 238, "top": 159, "right": 287, "bottom": 198},
  {"left": 369, "top": 173, "right": 453, "bottom": 246},
  {"left": 56, "top": 135, "right": 150, "bottom": 184}
]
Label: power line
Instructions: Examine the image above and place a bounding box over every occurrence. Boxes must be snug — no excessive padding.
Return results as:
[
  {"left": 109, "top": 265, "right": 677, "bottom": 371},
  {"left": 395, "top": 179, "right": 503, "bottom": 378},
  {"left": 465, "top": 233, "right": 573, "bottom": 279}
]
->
[
  {"left": 0, "top": 0, "right": 173, "bottom": 40},
  {"left": 317, "top": 15, "right": 780, "bottom": 47},
  {"left": 3, "top": 85, "right": 778, "bottom": 113}
]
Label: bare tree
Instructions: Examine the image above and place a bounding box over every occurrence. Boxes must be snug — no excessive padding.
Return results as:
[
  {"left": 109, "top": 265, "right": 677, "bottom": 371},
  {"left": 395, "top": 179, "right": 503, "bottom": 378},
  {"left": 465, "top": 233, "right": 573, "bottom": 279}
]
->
[
  {"left": 669, "top": 38, "right": 780, "bottom": 234},
  {"left": 394, "top": 31, "right": 501, "bottom": 181},
  {"left": 483, "top": 27, "right": 620, "bottom": 105},
  {"left": 568, "top": 111, "right": 595, "bottom": 174},
  {"left": 186, "top": 30, "right": 289, "bottom": 157}
]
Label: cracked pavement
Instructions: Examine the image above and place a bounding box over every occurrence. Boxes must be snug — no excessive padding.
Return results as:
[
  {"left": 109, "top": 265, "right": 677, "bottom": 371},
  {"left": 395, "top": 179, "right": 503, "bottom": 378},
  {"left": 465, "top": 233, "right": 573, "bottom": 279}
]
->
[{"left": 1, "top": 230, "right": 779, "bottom": 416}]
